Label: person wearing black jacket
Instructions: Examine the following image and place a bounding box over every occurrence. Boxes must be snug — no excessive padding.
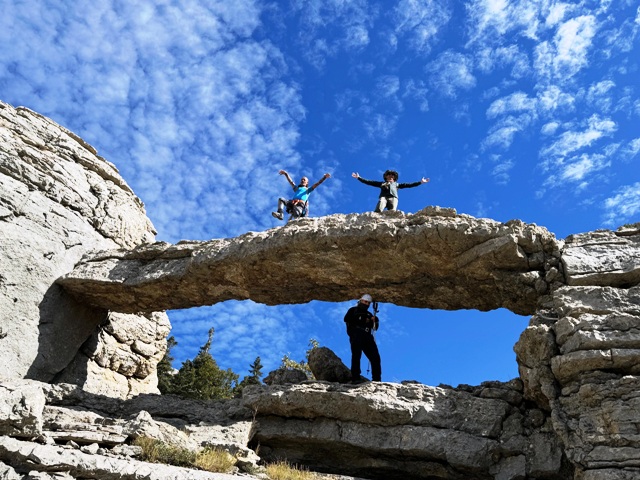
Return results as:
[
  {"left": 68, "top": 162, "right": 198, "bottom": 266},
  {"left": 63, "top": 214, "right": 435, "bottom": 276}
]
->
[
  {"left": 344, "top": 294, "right": 381, "bottom": 383},
  {"left": 352, "top": 169, "right": 429, "bottom": 212}
]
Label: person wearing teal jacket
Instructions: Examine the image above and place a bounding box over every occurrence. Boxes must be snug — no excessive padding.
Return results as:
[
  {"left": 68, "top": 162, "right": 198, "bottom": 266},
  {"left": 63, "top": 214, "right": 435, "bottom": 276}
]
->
[
  {"left": 352, "top": 169, "right": 429, "bottom": 212},
  {"left": 272, "top": 169, "right": 331, "bottom": 220}
]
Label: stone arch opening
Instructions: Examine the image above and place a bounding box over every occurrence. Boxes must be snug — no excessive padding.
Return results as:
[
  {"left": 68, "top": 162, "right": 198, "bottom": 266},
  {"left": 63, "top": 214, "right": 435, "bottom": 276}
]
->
[{"left": 166, "top": 301, "right": 530, "bottom": 387}]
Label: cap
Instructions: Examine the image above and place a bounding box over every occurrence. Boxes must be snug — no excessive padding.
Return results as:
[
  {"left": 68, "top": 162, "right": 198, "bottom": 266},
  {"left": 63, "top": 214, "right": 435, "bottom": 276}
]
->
[{"left": 360, "top": 294, "right": 373, "bottom": 303}]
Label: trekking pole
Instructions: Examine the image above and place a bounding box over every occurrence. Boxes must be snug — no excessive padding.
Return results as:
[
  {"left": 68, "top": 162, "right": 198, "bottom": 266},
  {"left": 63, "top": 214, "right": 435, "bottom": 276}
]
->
[
  {"left": 372, "top": 301, "right": 379, "bottom": 332},
  {"left": 367, "top": 301, "right": 379, "bottom": 377}
]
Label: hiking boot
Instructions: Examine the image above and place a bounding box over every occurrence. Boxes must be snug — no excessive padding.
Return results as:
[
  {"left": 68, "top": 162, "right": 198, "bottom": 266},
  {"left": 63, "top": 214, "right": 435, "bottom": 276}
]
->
[
  {"left": 351, "top": 378, "right": 369, "bottom": 385},
  {"left": 271, "top": 211, "right": 284, "bottom": 220}
]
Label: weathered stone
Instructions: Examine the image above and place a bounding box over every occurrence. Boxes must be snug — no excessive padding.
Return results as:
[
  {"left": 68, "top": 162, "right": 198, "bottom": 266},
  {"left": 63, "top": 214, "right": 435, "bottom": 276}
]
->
[
  {"left": 308, "top": 347, "right": 352, "bottom": 383},
  {"left": 263, "top": 368, "right": 307, "bottom": 386},
  {"left": 0, "top": 436, "right": 244, "bottom": 480},
  {"left": 243, "top": 381, "right": 566, "bottom": 479},
  {"left": 0, "top": 380, "right": 45, "bottom": 437},
  {"left": 562, "top": 230, "right": 640, "bottom": 287},
  {"left": 0, "top": 100, "right": 163, "bottom": 398},
  {"left": 514, "top": 321, "right": 558, "bottom": 410},
  {"left": 57, "top": 212, "right": 559, "bottom": 315}
]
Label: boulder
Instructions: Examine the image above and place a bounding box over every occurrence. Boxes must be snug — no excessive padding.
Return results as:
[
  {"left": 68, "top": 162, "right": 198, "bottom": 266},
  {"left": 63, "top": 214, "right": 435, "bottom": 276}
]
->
[{"left": 308, "top": 347, "right": 352, "bottom": 383}]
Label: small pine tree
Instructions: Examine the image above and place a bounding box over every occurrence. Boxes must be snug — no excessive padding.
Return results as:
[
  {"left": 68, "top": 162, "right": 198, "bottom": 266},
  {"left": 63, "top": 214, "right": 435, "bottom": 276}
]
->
[
  {"left": 170, "top": 328, "right": 239, "bottom": 400},
  {"left": 249, "top": 356, "right": 264, "bottom": 380},
  {"left": 235, "top": 356, "right": 264, "bottom": 396},
  {"left": 157, "top": 336, "right": 178, "bottom": 394}
]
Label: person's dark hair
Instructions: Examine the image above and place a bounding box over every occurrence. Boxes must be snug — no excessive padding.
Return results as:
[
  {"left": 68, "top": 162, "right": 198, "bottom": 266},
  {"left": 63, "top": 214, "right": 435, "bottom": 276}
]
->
[{"left": 383, "top": 169, "right": 398, "bottom": 181}]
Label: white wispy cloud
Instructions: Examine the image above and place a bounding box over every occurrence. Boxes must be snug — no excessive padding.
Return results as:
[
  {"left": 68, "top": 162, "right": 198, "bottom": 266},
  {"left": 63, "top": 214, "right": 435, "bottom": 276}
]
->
[
  {"left": 426, "top": 51, "right": 476, "bottom": 98},
  {"left": 490, "top": 155, "right": 514, "bottom": 184},
  {"left": 534, "top": 15, "right": 597, "bottom": 81},
  {"left": 586, "top": 80, "right": 616, "bottom": 111},
  {"left": 392, "top": 0, "right": 452, "bottom": 54},
  {"left": 289, "top": 0, "right": 374, "bottom": 69},
  {"left": 402, "top": 79, "right": 430, "bottom": 112},
  {"left": 541, "top": 121, "right": 560, "bottom": 135},
  {"left": 486, "top": 91, "right": 537, "bottom": 119},
  {"left": 465, "top": 0, "right": 540, "bottom": 42},
  {"left": 623, "top": 138, "right": 640, "bottom": 160},
  {"left": 602, "top": 182, "right": 640, "bottom": 227},
  {"left": 482, "top": 117, "right": 526, "bottom": 150},
  {"left": 559, "top": 153, "right": 610, "bottom": 183},
  {"left": 541, "top": 114, "right": 617, "bottom": 159},
  {"left": 476, "top": 45, "right": 531, "bottom": 78},
  {"left": 536, "top": 85, "right": 576, "bottom": 114},
  {"left": 376, "top": 75, "right": 401, "bottom": 98}
]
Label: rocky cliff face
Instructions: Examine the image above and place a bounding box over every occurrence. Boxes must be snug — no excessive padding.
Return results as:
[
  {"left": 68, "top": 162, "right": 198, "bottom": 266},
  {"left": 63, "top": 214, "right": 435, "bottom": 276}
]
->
[
  {"left": 2, "top": 100, "right": 640, "bottom": 479},
  {"left": 0, "top": 100, "right": 168, "bottom": 398}
]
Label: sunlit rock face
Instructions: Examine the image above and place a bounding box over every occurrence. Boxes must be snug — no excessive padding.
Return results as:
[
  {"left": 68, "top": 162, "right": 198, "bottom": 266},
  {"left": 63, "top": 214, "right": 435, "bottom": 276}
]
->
[
  {"left": 57, "top": 209, "right": 562, "bottom": 315},
  {"left": 0, "top": 100, "right": 166, "bottom": 398},
  {"left": 515, "top": 226, "right": 640, "bottom": 479},
  {"left": 3, "top": 100, "right": 640, "bottom": 479}
]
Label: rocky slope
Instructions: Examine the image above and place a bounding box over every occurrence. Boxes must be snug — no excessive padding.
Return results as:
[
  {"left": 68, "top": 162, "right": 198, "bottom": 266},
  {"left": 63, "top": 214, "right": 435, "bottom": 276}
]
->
[{"left": 3, "top": 99, "right": 640, "bottom": 479}]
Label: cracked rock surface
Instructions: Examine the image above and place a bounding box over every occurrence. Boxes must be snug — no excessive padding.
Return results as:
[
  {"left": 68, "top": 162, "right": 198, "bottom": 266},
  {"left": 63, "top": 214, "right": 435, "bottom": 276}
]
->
[{"left": 0, "top": 100, "right": 163, "bottom": 397}]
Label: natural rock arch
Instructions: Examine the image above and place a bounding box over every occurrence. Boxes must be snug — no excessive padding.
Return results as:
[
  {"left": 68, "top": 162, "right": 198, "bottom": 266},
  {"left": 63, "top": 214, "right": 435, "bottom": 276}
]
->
[
  {"left": 4, "top": 99, "right": 640, "bottom": 479},
  {"left": 56, "top": 209, "right": 561, "bottom": 315}
]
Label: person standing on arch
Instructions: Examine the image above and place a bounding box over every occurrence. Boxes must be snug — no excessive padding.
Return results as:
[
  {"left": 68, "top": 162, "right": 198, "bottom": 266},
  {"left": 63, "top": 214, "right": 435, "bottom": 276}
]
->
[
  {"left": 344, "top": 294, "right": 381, "bottom": 384},
  {"left": 352, "top": 169, "right": 429, "bottom": 212}
]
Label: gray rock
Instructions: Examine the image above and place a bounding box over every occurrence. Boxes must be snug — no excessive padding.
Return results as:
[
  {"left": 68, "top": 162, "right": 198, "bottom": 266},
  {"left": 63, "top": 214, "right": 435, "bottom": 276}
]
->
[
  {"left": 562, "top": 230, "right": 640, "bottom": 287},
  {"left": 0, "top": 100, "right": 164, "bottom": 398},
  {"left": 263, "top": 368, "right": 308, "bottom": 386},
  {"left": 0, "top": 436, "right": 245, "bottom": 480},
  {"left": 57, "top": 212, "right": 559, "bottom": 315},
  {"left": 308, "top": 347, "right": 351, "bottom": 383},
  {"left": 0, "top": 380, "right": 45, "bottom": 437}
]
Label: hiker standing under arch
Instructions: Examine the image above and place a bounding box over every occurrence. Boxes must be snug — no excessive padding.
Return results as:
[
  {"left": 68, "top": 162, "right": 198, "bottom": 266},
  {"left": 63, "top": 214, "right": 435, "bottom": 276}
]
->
[
  {"left": 272, "top": 169, "right": 331, "bottom": 221},
  {"left": 344, "top": 294, "right": 381, "bottom": 383},
  {"left": 352, "top": 170, "right": 429, "bottom": 212}
]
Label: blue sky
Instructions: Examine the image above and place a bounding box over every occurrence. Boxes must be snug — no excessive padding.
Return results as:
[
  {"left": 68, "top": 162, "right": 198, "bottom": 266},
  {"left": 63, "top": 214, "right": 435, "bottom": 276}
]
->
[{"left": 2, "top": 0, "right": 639, "bottom": 386}]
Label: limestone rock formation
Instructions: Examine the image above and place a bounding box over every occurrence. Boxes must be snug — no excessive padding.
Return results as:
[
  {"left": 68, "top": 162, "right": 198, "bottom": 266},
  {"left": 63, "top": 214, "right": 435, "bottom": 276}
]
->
[
  {"left": 57, "top": 212, "right": 560, "bottom": 316},
  {"left": 0, "top": 100, "right": 165, "bottom": 398},
  {"left": 243, "top": 380, "right": 568, "bottom": 480},
  {"left": 4, "top": 99, "right": 640, "bottom": 479}
]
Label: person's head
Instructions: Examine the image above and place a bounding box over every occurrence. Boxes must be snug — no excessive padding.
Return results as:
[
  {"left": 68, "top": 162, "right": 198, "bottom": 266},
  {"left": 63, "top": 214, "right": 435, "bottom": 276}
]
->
[
  {"left": 358, "top": 293, "right": 373, "bottom": 307},
  {"left": 383, "top": 170, "right": 398, "bottom": 182},
  {"left": 299, "top": 177, "right": 309, "bottom": 187}
]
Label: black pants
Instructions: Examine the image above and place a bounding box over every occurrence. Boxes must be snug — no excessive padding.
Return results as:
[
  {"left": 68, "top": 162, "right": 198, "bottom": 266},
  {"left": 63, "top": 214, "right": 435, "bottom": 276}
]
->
[{"left": 348, "top": 327, "right": 381, "bottom": 381}]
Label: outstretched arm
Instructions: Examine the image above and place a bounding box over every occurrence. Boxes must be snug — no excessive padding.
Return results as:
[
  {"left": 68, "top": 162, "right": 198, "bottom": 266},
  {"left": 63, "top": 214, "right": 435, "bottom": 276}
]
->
[
  {"left": 353, "top": 173, "right": 382, "bottom": 187},
  {"left": 398, "top": 177, "right": 430, "bottom": 189},
  {"left": 278, "top": 169, "right": 295, "bottom": 188},
  {"left": 311, "top": 173, "right": 331, "bottom": 190}
]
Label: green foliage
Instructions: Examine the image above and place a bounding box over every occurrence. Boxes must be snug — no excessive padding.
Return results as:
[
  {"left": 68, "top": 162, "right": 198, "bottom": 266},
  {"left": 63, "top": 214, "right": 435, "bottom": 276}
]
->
[
  {"left": 279, "top": 339, "right": 320, "bottom": 380},
  {"left": 134, "top": 437, "right": 236, "bottom": 473},
  {"left": 164, "top": 328, "right": 239, "bottom": 400},
  {"left": 249, "top": 356, "right": 264, "bottom": 379},
  {"left": 235, "top": 356, "right": 264, "bottom": 396},
  {"left": 157, "top": 336, "right": 178, "bottom": 394},
  {"left": 265, "top": 460, "right": 319, "bottom": 480}
]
